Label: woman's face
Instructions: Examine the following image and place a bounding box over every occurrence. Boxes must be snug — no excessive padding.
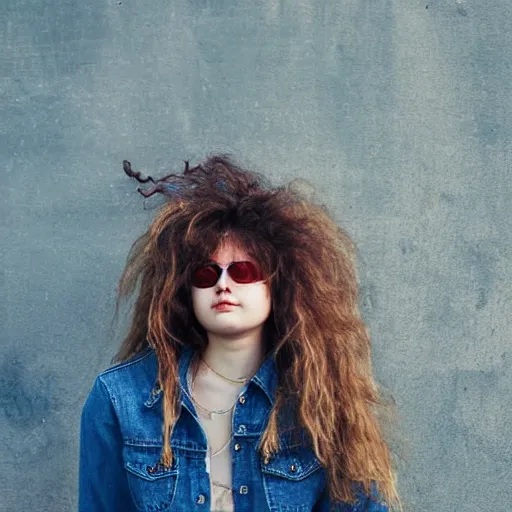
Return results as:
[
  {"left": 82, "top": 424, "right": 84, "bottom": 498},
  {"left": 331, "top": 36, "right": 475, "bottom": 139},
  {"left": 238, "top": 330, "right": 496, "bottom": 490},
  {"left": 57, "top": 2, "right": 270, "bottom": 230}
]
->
[{"left": 191, "top": 240, "right": 272, "bottom": 339}]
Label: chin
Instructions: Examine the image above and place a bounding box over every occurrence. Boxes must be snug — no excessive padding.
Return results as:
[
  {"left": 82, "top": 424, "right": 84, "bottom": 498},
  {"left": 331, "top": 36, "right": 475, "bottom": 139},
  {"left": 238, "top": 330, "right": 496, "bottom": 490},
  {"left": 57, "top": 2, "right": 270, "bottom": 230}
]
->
[
  {"left": 207, "top": 323, "right": 256, "bottom": 336},
  {"left": 211, "top": 326, "right": 244, "bottom": 336}
]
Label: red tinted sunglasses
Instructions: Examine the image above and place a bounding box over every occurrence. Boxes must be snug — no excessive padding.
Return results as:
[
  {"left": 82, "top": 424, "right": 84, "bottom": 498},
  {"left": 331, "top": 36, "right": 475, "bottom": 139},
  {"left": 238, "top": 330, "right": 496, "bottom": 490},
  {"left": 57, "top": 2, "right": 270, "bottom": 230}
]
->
[{"left": 191, "top": 261, "right": 264, "bottom": 288}]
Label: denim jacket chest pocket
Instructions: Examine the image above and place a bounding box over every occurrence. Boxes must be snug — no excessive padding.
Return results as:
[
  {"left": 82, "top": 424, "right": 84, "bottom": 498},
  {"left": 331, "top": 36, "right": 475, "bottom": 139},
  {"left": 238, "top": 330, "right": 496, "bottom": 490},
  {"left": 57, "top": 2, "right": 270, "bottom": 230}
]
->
[
  {"left": 261, "top": 447, "right": 325, "bottom": 512},
  {"left": 123, "top": 441, "right": 179, "bottom": 512}
]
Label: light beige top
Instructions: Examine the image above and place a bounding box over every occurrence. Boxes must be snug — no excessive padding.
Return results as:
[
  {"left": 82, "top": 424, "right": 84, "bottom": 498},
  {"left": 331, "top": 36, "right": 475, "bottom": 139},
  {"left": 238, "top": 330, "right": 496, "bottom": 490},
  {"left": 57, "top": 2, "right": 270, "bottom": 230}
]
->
[
  {"left": 187, "top": 364, "right": 242, "bottom": 512},
  {"left": 204, "top": 412, "right": 234, "bottom": 512}
]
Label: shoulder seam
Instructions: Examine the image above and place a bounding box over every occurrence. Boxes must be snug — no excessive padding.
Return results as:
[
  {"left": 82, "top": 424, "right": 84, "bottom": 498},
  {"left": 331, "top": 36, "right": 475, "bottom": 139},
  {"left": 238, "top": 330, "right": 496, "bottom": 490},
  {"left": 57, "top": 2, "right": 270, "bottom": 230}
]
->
[
  {"left": 96, "top": 373, "right": 116, "bottom": 405},
  {"left": 98, "top": 348, "right": 153, "bottom": 377}
]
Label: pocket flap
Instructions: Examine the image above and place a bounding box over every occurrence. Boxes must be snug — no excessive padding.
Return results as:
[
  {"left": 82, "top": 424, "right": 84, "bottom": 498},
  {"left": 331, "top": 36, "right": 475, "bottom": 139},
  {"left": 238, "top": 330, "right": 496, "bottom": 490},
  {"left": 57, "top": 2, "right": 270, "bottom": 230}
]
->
[
  {"left": 123, "top": 443, "right": 178, "bottom": 482},
  {"left": 124, "top": 460, "right": 178, "bottom": 481},
  {"left": 261, "top": 450, "right": 322, "bottom": 481}
]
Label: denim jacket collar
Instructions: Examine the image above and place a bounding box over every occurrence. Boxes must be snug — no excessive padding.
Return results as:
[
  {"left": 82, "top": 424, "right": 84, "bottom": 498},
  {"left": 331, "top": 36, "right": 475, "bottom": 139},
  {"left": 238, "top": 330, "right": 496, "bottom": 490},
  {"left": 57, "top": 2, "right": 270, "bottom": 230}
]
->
[{"left": 143, "top": 345, "right": 278, "bottom": 409}]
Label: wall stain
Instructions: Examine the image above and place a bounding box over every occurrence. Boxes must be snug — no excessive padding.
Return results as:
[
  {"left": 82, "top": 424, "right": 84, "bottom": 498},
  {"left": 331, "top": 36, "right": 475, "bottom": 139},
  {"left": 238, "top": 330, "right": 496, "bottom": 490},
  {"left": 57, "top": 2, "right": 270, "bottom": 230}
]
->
[
  {"left": 452, "top": 369, "right": 509, "bottom": 462},
  {"left": 439, "top": 192, "right": 456, "bottom": 205},
  {"left": 0, "top": 356, "right": 52, "bottom": 430},
  {"left": 360, "top": 283, "right": 377, "bottom": 319},
  {"left": 464, "top": 242, "right": 496, "bottom": 310},
  {"left": 455, "top": 0, "right": 468, "bottom": 16},
  {"left": 475, "top": 288, "right": 488, "bottom": 309},
  {"left": 399, "top": 239, "right": 418, "bottom": 255},
  {"left": 0, "top": 352, "right": 68, "bottom": 461}
]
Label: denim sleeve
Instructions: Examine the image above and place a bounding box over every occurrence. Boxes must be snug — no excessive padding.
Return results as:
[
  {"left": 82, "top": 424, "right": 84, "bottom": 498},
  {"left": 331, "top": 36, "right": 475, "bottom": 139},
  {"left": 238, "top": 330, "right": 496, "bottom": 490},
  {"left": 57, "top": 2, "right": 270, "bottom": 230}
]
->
[
  {"left": 78, "top": 376, "right": 135, "bottom": 512},
  {"left": 313, "top": 481, "right": 389, "bottom": 512}
]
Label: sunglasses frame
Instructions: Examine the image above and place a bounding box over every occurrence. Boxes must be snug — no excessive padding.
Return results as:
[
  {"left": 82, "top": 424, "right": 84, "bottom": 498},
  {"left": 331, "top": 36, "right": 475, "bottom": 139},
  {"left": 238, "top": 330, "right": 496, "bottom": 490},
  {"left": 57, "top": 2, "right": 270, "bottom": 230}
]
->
[{"left": 191, "top": 260, "right": 265, "bottom": 288}]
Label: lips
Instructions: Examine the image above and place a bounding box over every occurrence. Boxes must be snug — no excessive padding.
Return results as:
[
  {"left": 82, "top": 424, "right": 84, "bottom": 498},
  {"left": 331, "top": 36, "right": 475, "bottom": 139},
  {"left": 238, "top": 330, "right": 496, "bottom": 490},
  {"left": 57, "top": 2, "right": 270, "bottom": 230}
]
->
[{"left": 212, "top": 301, "right": 239, "bottom": 308}]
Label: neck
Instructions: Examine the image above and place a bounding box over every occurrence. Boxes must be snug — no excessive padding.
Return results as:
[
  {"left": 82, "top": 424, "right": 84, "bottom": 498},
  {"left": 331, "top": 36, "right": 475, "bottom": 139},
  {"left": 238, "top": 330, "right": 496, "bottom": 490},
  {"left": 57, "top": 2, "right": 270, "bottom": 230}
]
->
[{"left": 202, "top": 331, "right": 265, "bottom": 381}]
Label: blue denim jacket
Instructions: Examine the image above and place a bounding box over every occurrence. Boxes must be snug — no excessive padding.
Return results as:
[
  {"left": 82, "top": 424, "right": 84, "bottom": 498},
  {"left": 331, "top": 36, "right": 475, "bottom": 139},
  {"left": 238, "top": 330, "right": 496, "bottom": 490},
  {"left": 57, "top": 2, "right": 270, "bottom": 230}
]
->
[{"left": 79, "top": 346, "right": 388, "bottom": 511}]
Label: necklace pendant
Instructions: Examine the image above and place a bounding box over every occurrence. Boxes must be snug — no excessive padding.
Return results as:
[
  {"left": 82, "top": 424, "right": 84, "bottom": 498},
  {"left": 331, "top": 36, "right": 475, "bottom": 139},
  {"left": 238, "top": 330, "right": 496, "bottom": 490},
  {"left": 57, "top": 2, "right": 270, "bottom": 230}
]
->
[{"left": 209, "top": 411, "right": 216, "bottom": 421}]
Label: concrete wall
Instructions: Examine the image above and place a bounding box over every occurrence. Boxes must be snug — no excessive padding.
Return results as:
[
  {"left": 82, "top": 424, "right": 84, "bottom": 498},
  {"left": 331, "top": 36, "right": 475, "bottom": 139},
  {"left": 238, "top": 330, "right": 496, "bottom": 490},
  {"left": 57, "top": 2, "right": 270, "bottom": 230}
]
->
[{"left": 1, "top": 1, "right": 510, "bottom": 510}]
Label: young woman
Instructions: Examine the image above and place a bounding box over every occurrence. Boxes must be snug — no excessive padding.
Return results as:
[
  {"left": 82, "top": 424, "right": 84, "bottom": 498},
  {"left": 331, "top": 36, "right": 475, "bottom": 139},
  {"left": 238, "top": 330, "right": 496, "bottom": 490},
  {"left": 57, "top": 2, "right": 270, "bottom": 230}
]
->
[{"left": 79, "top": 155, "right": 401, "bottom": 511}]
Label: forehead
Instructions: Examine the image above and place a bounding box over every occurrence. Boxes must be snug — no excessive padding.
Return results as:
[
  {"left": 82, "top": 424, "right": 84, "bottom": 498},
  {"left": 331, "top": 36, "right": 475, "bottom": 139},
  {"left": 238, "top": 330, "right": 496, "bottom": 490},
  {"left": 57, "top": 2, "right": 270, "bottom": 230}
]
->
[{"left": 210, "top": 239, "right": 254, "bottom": 265}]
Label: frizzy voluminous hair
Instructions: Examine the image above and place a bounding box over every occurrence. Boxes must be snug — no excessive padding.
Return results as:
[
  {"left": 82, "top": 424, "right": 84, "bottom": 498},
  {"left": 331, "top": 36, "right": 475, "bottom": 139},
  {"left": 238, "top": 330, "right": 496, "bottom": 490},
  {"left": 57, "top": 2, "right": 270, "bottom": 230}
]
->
[{"left": 113, "top": 154, "right": 401, "bottom": 509}]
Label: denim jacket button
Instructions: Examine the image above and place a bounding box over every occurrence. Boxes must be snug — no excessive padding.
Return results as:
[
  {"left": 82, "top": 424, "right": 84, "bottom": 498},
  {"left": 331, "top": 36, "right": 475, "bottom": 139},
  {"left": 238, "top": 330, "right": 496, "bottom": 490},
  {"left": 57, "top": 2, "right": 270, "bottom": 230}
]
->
[
  {"left": 238, "top": 424, "right": 247, "bottom": 433},
  {"left": 239, "top": 485, "right": 249, "bottom": 495},
  {"left": 290, "top": 464, "right": 297, "bottom": 473},
  {"left": 234, "top": 443, "right": 241, "bottom": 451},
  {"left": 238, "top": 395, "right": 246, "bottom": 404},
  {"left": 196, "top": 494, "right": 206, "bottom": 505}
]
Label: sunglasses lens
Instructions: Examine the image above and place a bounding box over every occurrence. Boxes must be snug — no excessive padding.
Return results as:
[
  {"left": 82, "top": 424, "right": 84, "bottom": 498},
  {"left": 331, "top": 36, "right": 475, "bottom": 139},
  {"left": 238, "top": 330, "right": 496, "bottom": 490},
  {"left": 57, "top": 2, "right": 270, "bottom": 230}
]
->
[
  {"left": 191, "top": 261, "right": 264, "bottom": 288},
  {"left": 191, "top": 265, "right": 220, "bottom": 288},
  {"left": 228, "top": 261, "right": 263, "bottom": 283}
]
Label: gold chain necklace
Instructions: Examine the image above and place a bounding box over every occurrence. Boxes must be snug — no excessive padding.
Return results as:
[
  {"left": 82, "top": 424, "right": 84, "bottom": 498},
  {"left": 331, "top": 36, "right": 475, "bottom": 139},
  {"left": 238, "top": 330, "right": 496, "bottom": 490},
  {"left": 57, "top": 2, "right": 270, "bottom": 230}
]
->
[
  {"left": 201, "top": 357, "right": 260, "bottom": 384},
  {"left": 189, "top": 369, "right": 236, "bottom": 419},
  {"left": 188, "top": 368, "right": 234, "bottom": 456}
]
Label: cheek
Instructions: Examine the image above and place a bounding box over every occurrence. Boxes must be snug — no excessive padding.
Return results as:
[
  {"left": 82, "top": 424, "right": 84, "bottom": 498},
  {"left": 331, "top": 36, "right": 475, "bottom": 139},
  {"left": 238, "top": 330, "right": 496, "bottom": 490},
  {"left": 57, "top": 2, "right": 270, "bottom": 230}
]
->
[
  {"left": 243, "top": 286, "right": 272, "bottom": 314},
  {"left": 191, "top": 289, "right": 210, "bottom": 315}
]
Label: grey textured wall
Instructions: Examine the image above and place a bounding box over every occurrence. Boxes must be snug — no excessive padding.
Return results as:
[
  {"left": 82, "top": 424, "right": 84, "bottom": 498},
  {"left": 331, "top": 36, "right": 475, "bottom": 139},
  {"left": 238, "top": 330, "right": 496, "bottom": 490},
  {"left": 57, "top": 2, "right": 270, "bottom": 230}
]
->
[{"left": 1, "top": 1, "right": 510, "bottom": 511}]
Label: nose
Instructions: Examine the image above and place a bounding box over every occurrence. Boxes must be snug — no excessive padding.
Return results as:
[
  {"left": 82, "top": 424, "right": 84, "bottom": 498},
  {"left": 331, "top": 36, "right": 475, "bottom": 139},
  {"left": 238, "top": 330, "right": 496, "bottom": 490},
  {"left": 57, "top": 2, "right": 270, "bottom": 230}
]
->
[{"left": 215, "top": 267, "right": 230, "bottom": 289}]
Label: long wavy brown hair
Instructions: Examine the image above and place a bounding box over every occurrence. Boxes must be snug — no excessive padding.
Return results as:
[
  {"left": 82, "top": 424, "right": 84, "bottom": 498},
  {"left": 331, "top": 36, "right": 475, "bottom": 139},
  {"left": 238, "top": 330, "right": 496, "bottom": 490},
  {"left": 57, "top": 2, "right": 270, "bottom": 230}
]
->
[{"left": 112, "top": 154, "right": 401, "bottom": 509}]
